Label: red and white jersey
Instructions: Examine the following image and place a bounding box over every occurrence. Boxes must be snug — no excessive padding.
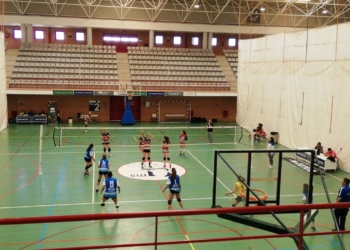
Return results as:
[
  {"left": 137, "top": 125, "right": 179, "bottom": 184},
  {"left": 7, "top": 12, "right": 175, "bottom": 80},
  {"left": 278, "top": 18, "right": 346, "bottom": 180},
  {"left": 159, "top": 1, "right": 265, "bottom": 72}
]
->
[
  {"left": 142, "top": 138, "right": 151, "bottom": 150},
  {"left": 179, "top": 134, "right": 187, "bottom": 144},
  {"left": 101, "top": 132, "right": 110, "bottom": 142},
  {"left": 162, "top": 142, "right": 170, "bottom": 151}
]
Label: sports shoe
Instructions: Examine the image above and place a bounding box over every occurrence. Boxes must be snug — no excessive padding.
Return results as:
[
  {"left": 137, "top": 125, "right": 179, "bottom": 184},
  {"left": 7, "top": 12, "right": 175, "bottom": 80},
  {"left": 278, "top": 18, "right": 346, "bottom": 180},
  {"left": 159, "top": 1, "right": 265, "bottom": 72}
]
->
[
  {"left": 84, "top": 173, "right": 89, "bottom": 176},
  {"left": 268, "top": 166, "right": 273, "bottom": 169},
  {"left": 96, "top": 189, "right": 99, "bottom": 193},
  {"left": 311, "top": 226, "right": 316, "bottom": 231},
  {"left": 178, "top": 154, "right": 182, "bottom": 157}
]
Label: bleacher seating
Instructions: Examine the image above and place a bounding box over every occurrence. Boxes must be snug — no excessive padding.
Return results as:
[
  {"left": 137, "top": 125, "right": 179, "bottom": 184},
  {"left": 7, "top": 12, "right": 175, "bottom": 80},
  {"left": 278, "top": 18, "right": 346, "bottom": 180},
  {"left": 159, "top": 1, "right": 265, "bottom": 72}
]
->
[
  {"left": 223, "top": 49, "right": 238, "bottom": 77},
  {"left": 9, "top": 44, "right": 119, "bottom": 89},
  {"left": 127, "top": 46, "right": 229, "bottom": 91}
]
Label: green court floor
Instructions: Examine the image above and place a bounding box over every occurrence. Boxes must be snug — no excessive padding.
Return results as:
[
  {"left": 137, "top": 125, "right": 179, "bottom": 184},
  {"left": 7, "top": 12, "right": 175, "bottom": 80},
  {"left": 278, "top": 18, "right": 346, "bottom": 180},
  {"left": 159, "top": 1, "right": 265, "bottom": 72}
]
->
[{"left": 0, "top": 122, "right": 349, "bottom": 250}]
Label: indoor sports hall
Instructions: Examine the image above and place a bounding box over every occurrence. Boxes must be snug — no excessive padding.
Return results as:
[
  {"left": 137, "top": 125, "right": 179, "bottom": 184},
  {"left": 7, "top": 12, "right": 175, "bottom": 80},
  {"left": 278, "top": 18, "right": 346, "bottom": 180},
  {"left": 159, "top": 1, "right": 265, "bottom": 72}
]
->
[{"left": 1, "top": 0, "right": 350, "bottom": 249}]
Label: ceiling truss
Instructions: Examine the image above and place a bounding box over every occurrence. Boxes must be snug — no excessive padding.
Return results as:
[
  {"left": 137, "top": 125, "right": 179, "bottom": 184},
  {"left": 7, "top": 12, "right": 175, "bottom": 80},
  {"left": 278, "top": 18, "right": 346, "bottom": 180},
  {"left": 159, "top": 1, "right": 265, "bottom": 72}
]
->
[{"left": 4, "top": 0, "right": 350, "bottom": 28}]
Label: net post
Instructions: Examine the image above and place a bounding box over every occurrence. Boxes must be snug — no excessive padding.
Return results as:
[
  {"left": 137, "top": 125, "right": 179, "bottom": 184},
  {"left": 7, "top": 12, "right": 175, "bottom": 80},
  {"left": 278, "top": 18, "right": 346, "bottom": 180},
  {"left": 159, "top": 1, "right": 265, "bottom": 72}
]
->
[
  {"left": 39, "top": 125, "right": 43, "bottom": 175},
  {"left": 91, "top": 151, "right": 96, "bottom": 204},
  {"left": 59, "top": 127, "right": 63, "bottom": 147}
]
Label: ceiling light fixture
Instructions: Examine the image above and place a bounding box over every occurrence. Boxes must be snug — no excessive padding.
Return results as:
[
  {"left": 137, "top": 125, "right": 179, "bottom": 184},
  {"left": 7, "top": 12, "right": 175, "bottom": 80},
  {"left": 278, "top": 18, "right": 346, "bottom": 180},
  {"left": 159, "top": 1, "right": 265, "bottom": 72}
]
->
[
  {"left": 322, "top": 9, "right": 328, "bottom": 14},
  {"left": 194, "top": 4, "right": 200, "bottom": 8},
  {"left": 260, "top": 6, "right": 266, "bottom": 11}
]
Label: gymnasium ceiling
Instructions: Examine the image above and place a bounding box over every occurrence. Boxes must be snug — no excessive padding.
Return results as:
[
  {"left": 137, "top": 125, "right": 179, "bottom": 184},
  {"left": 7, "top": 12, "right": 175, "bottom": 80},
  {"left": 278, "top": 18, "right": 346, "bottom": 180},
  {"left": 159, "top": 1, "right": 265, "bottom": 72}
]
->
[{"left": 3, "top": 0, "right": 350, "bottom": 28}]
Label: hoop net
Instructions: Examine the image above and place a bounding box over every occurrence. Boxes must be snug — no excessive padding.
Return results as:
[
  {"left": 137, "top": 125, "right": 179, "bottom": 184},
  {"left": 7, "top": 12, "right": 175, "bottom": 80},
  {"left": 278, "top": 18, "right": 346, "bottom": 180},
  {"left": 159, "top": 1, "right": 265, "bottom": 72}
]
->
[
  {"left": 240, "top": 188, "right": 268, "bottom": 206},
  {"left": 127, "top": 94, "right": 133, "bottom": 101}
]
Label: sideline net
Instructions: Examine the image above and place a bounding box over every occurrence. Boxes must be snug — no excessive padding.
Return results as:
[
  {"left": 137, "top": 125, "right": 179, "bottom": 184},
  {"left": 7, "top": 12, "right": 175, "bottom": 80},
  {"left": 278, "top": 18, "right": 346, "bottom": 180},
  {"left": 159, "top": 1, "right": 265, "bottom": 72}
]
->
[{"left": 52, "top": 126, "right": 243, "bottom": 147}]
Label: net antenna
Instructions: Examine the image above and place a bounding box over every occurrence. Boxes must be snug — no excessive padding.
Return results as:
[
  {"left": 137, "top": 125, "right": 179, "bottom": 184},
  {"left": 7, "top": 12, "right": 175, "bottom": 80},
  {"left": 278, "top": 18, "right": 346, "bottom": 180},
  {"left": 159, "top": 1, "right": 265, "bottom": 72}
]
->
[{"left": 39, "top": 125, "right": 43, "bottom": 174}]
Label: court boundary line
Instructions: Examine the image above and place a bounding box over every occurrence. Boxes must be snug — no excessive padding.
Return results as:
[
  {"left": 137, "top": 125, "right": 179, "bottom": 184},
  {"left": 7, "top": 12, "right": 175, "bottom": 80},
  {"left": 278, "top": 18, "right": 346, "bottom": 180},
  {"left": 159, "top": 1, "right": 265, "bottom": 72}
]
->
[{"left": 186, "top": 150, "right": 232, "bottom": 192}]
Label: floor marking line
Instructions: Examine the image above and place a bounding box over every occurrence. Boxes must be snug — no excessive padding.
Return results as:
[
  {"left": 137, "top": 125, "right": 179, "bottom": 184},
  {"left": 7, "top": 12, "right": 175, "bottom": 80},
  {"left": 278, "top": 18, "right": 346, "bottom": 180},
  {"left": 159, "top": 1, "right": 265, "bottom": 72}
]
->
[
  {"left": 187, "top": 150, "right": 232, "bottom": 192},
  {"left": 185, "top": 234, "right": 195, "bottom": 250}
]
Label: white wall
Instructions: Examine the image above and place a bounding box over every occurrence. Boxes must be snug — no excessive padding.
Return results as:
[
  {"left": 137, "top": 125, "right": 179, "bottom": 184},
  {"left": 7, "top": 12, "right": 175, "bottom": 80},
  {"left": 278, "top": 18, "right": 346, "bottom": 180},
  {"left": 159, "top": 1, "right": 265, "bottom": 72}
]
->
[{"left": 237, "top": 23, "right": 350, "bottom": 172}]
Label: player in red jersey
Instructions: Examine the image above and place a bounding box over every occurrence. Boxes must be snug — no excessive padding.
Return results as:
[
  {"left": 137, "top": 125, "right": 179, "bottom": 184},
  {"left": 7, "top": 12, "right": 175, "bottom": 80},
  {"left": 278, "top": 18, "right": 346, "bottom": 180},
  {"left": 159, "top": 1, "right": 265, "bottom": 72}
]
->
[
  {"left": 101, "top": 129, "right": 111, "bottom": 157},
  {"left": 162, "top": 136, "right": 171, "bottom": 169},
  {"left": 141, "top": 132, "right": 154, "bottom": 169},
  {"left": 179, "top": 130, "right": 187, "bottom": 157}
]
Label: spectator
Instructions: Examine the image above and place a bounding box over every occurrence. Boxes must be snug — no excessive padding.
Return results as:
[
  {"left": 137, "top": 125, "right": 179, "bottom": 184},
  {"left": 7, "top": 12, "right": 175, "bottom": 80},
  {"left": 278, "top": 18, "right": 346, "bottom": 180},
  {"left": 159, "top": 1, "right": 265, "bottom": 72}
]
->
[
  {"left": 324, "top": 148, "right": 338, "bottom": 162},
  {"left": 314, "top": 142, "right": 324, "bottom": 155}
]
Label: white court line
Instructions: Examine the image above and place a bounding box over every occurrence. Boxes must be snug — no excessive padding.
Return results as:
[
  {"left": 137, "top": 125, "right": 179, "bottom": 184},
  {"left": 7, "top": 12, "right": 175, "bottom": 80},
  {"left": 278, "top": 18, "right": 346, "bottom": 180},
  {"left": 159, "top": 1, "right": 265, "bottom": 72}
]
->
[
  {"left": 187, "top": 150, "right": 232, "bottom": 192},
  {"left": 0, "top": 193, "right": 335, "bottom": 210}
]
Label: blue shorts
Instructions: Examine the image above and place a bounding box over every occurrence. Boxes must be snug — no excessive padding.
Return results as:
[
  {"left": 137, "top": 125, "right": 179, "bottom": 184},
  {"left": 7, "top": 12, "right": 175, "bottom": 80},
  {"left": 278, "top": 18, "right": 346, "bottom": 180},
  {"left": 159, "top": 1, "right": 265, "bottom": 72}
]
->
[
  {"left": 170, "top": 189, "right": 181, "bottom": 194},
  {"left": 84, "top": 157, "right": 91, "bottom": 163},
  {"left": 99, "top": 170, "right": 108, "bottom": 175},
  {"left": 104, "top": 192, "right": 117, "bottom": 200}
]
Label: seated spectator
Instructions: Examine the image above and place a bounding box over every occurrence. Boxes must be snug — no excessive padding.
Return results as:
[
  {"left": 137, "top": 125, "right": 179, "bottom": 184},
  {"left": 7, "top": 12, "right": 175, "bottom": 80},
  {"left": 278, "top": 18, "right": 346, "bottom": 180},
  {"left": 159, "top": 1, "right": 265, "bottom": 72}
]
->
[
  {"left": 28, "top": 110, "right": 35, "bottom": 116},
  {"left": 253, "top": 123, "right": 266, "bottom": 141},
  {"left": 314, "top": 142, "right": 324, "bottom": 155},
  {"left": 39, "top": 110, "right": 47, "bottom": 116},
  {"left": 324, "top": 148, "right": 338, "bottom": 162}
]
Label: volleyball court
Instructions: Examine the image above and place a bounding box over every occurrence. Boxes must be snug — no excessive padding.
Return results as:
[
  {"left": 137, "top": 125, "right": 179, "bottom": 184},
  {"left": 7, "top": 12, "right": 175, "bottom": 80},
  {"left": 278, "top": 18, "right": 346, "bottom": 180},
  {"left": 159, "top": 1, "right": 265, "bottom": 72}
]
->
[{"left": 0, "top": 124, "right": 347, "bottom": 249}]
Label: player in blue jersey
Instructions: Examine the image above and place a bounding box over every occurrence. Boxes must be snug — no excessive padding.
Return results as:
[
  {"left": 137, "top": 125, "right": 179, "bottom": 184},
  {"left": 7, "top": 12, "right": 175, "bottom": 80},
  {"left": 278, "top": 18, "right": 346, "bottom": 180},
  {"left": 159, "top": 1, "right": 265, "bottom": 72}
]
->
[
  {"left": 162, "top": 168, "right": 184, "bottom": 210},
  {"left": 84, "top": 143, "right": 95, "bottom": 176},
  {"left": 101, "top": 171, "right": 120, "bottom": 212},
  {"left": 302, "top": 183, "right": 316, "bottom": 231},
  {"left": 333, "top": 178, "right": 350, "bottom": 231},
  {"left": 96, "top": 153, "right": 110, "bottom": 192}
]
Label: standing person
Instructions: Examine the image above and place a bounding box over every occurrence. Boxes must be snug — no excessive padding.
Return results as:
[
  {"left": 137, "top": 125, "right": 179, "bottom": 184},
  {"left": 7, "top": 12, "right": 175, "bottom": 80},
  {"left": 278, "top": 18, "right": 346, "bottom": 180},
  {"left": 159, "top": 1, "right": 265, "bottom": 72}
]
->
[
  {"left": 141, "top": 132, "right": 154, "bottom": 169},
  {"left": 225, "top": 175, "right": 246, "bottom": 207},
  {"left": 100, "top": 171, "right": 120, "bottom": 213},
  {"left": 84, "top": 143, "right": 95, "bottom": 176},
  {"left": 101, "top": 129, "right": 111, "bottom": 157},
  {"left": 139, "top": 131, "right": 145, "bottom": 152},
  {"left": 84, "top": 111, "right": 92, "bottom": 132},
  {"left": 333, "top": 178, "right": 350, "bottom": 231},
  {"left": 162, "top": 136, "right": 171, "bottom": 169},
  {"left": 179, "top": 130, "right": 187, "bottom": 157},
  {"left": 56, "top": 110, "right": 61, "bottom": 125},
  {"left": 302, "top": 183, "right": 316, "bottom": 231},
  {"left": 96, "top": 153, "right": 110, "bottom": 192},
  {"left": 162, "top": 168, "right": 184, "bottom": 210},
  {"left": 267, "top": 137, "right": 275, "bottom": 169},
  {"left": 314, "top": 142, "right": 324, "bottom": 155},
  {"left": 207, "top": 119, "right": 214, "bottom": 143}
]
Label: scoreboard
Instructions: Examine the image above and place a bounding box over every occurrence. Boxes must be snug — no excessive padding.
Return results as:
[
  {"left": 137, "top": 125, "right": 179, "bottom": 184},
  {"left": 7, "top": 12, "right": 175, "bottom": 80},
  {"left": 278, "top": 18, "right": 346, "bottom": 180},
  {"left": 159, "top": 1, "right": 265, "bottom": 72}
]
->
[{"left": 89, "top": 100, "right": 100, "bottom": 111}]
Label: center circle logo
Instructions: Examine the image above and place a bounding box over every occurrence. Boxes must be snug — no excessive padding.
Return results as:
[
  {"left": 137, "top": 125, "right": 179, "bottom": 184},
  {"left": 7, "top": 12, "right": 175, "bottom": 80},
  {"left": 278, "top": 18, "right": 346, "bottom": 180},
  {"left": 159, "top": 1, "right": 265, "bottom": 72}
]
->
[{"left": 118, "top": 162, "right": 186, "bottom": 181}]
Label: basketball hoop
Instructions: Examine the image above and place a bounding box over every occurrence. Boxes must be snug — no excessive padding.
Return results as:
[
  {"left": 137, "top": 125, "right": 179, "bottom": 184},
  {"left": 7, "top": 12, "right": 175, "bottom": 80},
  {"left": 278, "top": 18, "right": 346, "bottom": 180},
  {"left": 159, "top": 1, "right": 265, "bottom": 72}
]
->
[
  {"left": 127, "top": 93, "right": 133, "bottom": 101},
  {"left": 240, "top": 188, "right": 268, "bottom": 206}
]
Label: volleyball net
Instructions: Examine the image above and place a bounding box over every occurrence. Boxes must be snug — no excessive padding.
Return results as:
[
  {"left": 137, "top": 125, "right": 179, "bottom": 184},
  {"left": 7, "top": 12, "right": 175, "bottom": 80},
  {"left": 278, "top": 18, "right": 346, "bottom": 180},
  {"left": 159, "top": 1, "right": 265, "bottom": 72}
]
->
[{"left": 52, "top": 126, "right": 244, "bottom": 147}]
